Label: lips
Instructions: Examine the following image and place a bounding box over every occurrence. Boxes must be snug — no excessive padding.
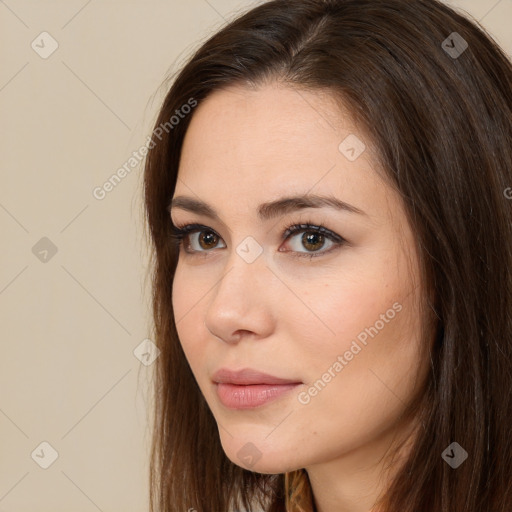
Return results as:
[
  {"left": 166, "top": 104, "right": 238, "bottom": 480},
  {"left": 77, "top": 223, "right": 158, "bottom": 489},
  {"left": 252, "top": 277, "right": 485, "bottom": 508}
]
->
[
  {"left": 212, "top": 368, "right": 302, "bottom": 409},
  {"left": 212, "top": 368, "right": 301, "bottom": 386}
]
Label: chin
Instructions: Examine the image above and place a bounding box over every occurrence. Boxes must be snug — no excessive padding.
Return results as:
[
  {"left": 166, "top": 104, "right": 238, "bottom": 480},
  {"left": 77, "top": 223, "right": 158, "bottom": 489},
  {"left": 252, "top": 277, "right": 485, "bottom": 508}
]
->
[{"left": 219, "top": 430, "right": 303, "bottom": 474}]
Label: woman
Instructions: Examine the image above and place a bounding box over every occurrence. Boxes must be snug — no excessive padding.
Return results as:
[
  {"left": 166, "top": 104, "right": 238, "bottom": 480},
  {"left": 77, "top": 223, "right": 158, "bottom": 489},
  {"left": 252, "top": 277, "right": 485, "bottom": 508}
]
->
[{"left": 143, "top": 0, "right": 512, "bottom": 510}]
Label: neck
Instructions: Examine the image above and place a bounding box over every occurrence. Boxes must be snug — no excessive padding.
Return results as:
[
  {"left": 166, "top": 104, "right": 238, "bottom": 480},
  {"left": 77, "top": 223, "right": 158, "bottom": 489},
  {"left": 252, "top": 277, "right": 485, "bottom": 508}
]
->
[{"left": 306, "top": 414, "right": 420, "bottom": 512}]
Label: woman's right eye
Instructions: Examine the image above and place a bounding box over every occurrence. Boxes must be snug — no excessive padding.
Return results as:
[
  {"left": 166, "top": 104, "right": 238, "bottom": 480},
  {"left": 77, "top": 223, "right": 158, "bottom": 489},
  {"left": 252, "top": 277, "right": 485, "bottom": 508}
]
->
[{"left": 169, "top": 224, "right": 226, "bottom": 254}]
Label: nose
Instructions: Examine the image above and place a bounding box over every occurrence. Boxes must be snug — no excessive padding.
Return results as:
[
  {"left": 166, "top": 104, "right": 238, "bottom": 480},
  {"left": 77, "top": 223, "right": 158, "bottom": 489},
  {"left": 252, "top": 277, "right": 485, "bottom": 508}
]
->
[{"left": 203, "top": 251, "right": 276, "bottom": 345}]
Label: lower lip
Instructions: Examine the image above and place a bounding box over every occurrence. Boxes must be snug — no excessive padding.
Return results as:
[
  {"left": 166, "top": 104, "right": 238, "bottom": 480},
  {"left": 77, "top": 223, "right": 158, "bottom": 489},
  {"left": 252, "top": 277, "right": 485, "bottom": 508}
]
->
[{"left": 215, "top": 382, "right": 301, "bottom": 409}]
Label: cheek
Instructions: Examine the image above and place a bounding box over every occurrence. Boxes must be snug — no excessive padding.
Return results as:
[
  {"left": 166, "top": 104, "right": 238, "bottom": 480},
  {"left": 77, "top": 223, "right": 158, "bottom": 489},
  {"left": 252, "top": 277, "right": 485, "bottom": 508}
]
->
[
  {"left": 313, "top": 281, "right": 422, "bottom": 383},
  {"left": 286, "top": 286, "right": 424, "bottom": 460},
  {"left": 172, "top": 267, "right": 207, "bottom": 366},
  {"left": 294, "top": 235, "right": 419, "bottom": 370},
  {"left": 291, "top": 265, "right": 424, "bottom": 409},
  {"left": 287, "top": 270, "right": 402, "bottom": 369},
  {"left": 172, "top": 269, "right": 190, "bottom": 322}
]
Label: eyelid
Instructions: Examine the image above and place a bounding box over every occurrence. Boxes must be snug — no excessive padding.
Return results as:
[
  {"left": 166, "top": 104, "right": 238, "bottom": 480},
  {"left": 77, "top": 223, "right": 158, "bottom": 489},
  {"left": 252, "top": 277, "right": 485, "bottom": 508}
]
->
[{"left": 169, "top": 221, "right": 347, "bottom": 259}]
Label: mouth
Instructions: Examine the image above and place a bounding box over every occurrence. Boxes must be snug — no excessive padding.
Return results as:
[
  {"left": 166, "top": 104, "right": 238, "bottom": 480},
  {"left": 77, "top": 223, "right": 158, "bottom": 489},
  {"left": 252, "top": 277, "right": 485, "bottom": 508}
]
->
[{"left": 211, "top": 368, "right": 302, "bottom": 410}]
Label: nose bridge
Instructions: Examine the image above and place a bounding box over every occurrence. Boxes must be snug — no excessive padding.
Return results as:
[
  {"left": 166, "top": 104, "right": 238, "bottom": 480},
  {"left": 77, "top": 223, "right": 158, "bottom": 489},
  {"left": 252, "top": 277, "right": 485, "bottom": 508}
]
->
[
  {"left": 213, "top": 242, "right": 266, "bottom": 304},
  {"left": 204, "top": 242, "right": 273, "bottom": 342}
]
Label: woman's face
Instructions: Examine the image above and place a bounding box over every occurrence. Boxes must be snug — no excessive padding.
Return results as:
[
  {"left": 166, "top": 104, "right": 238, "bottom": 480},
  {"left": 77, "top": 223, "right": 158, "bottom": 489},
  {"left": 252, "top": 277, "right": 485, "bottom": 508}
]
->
[{"left": 170, "top": 82, "right": 429, "bottom": 474}]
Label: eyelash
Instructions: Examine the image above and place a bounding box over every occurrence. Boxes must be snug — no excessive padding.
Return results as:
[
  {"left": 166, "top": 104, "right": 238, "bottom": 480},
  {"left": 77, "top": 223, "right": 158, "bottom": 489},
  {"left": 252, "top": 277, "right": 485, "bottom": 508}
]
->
[{"left": 168, "top": 220, "right": 347, "bottom": 260}]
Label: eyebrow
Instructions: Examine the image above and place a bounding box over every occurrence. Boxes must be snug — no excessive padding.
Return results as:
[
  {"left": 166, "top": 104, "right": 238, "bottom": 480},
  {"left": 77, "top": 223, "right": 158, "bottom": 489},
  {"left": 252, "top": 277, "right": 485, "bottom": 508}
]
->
[{"left": 168, "top": 193, "right": 367, "bottom": 222}]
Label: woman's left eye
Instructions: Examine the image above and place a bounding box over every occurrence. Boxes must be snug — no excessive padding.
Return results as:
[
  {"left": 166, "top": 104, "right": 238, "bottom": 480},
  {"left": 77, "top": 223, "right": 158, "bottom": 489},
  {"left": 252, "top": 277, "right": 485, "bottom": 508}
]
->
[{"left": 169, "top": 222, "right": 347, "bottom": 259}]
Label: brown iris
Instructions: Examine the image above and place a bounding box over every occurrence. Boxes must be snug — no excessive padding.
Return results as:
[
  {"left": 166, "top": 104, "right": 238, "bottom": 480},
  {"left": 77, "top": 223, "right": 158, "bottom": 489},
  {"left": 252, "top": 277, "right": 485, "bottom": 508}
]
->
[
  {"left": 301, "top": 232, "right": 325, "bottom": 252},
  {"left": 198, "top": 231, "right": 219, "bottom": 250}
]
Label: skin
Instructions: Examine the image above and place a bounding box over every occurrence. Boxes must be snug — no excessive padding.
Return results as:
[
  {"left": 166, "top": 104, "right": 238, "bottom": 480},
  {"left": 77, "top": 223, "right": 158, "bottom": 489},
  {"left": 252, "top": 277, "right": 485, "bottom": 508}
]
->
[{"left": 170, "top": 82, "right": 431, "bottom": 512}]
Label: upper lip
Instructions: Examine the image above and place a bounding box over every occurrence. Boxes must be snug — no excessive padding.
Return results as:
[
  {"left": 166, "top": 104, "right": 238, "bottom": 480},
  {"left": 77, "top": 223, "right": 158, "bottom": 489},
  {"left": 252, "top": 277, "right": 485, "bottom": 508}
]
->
[{"left": 212, "top": 368, "right": 302, "bottom": 385}]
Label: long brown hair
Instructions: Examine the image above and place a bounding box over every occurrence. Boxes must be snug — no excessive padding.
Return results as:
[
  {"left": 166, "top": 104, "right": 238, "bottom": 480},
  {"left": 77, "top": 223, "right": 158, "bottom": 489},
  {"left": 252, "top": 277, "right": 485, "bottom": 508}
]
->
[{"left": 143, "top": 1, "right": 512, "bottom": 510}]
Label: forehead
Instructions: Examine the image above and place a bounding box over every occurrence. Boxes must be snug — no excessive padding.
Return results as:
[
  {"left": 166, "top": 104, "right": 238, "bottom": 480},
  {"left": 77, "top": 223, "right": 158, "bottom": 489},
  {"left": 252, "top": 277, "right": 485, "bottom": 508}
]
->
[
  {"left": 175, "top": 83, "right": 390, "bottom": 220},
  {"left": 180, "top": 83, "right": 359, "bottom": 173}
]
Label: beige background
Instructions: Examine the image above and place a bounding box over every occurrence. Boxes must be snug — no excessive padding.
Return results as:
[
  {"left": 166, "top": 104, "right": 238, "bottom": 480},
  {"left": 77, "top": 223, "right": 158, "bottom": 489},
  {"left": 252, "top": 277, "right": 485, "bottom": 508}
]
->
[{"left": 0, "top": 1, "right": 510, "bottom": 511}]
